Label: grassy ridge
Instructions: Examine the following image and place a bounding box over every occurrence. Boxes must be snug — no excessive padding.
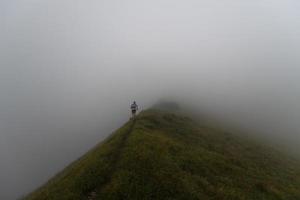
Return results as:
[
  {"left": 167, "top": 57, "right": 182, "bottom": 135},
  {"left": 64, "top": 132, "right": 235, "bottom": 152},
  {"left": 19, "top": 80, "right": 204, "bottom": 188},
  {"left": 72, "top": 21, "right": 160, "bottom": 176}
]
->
[{"left": 25, "top": 109, "right": 300, "bottom": 200}]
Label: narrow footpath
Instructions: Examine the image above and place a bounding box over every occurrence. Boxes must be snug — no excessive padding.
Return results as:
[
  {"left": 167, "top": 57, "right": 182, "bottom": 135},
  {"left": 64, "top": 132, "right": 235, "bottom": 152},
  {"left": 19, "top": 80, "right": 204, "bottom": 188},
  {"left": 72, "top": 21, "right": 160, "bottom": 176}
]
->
[{"left": 87, "top": 119, "right": 136, "bottom": 199}]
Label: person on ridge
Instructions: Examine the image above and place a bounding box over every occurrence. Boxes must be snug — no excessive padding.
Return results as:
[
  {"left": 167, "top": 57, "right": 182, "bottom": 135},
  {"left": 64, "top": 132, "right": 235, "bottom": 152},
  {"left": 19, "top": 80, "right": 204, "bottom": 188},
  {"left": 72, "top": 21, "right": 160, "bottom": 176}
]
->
[{"left": 130, "top": 101, "right": 138, "bottom": 118}]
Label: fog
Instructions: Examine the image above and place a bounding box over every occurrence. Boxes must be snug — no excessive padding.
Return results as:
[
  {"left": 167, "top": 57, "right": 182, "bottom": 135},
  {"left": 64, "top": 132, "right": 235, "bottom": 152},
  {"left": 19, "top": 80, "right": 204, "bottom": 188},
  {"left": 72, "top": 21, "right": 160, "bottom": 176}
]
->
[{"left": 1, "top": 0, "right": 300, "bottom": 199}]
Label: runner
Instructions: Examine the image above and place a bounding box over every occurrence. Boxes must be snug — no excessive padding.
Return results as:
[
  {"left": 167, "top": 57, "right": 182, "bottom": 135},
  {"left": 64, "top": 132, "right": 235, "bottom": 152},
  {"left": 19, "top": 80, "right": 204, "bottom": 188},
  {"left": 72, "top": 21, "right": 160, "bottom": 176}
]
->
[{"left": 130, "top": 101, "right": 138, "bottom": 118}]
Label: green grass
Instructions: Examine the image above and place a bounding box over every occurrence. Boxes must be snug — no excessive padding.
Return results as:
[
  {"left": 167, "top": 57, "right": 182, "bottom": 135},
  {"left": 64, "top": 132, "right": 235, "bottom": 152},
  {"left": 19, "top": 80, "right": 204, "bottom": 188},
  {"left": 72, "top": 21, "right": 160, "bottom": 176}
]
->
[{"left": 25, "top": 109, "right": 300, "bottom": 200}]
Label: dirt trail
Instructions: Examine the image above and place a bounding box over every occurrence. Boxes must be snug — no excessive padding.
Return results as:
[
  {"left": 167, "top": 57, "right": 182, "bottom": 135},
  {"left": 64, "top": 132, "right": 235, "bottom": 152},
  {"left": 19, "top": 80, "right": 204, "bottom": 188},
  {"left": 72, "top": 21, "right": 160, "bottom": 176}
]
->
[{"left": 87, "top": 119, "right": 136, "bottom": 199}]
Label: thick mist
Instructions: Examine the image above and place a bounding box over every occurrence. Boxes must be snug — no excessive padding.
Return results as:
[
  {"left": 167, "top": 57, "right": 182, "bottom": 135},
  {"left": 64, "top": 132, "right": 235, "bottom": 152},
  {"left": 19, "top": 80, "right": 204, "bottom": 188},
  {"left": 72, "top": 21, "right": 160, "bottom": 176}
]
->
[{"left": 1, "top": 0, "right": 300, "bottom": 199}]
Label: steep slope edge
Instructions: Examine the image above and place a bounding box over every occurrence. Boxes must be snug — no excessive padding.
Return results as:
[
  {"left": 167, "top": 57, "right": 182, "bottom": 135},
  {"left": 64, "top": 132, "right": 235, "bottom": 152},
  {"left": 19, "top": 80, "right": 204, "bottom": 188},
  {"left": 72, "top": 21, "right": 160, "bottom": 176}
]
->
[{"left": 25, "top": 118, "right": 136, "bottom": 200}]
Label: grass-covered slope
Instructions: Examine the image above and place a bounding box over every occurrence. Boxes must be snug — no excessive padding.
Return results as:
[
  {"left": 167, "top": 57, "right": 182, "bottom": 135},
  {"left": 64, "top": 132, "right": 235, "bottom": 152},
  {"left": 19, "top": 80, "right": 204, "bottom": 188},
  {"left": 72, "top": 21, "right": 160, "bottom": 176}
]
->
[{"left": 25, "top": 109, "right": 300, "bottom": 200}]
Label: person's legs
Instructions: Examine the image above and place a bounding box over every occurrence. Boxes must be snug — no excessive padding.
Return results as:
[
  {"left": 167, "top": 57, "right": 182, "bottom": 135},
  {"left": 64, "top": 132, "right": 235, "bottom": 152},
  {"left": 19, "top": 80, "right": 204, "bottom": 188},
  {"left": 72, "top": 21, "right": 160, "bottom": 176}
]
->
[{"left": 131, "top": 110, "right": 136, "bottom": 118}]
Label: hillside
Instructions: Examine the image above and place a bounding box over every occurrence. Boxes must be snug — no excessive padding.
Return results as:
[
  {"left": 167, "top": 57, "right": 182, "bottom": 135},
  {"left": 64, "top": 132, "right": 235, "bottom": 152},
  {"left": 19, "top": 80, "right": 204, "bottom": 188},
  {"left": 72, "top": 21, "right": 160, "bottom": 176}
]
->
[{"left": 25, "top": 109, "right": 300, "bottom": 200}]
